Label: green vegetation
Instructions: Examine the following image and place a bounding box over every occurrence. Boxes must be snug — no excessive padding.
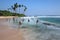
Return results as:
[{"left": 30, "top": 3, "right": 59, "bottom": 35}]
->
[
  {"left": 0, "top": 10, "right": 25, "bottom": 17},
  {"left": 0, "top": 3, "right": 27, "bottom": 17}
]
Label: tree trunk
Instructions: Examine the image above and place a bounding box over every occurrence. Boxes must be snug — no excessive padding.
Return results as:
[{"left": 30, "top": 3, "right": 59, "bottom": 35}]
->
[{"left": 19, "top": 8, "right": 20, "bottom": 14}]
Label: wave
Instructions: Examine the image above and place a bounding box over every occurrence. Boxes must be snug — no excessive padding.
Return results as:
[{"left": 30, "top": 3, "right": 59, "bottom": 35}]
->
[
  {"left": 37, "top": 16, "right": 60, "bottom": 18},
  {"left": 9, "top": 17, "right": 60, "bottom": 30},
  {"left": 39, "top": 20, "right": 60, "bottom": 30},
  {"left": 17, "top": 17, "right": 60, "bottom": 30}
]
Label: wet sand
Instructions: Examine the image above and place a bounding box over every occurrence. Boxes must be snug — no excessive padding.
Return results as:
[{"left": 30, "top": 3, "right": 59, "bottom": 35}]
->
[{"left": 0, "top": 18, "right": 24, "bottom": 40}]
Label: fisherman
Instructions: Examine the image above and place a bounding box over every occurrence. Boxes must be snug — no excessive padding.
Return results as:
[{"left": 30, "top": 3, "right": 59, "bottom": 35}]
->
[
  {"left": 19, "top": 21, "right": 22, "bottom": 25},
  {"left": 13, "top": 17, "right": 15, "bottom": 22},
  {"left": 36, "top": 19, "right": 39, "bottom": 23},
  {"left": 28, "top": 19, "right": 30, "bottom": 22},
  {"left": 18, "top": 21, "right": 22, "bottom": 29},
  {"left": 13, "top": 17, "right": 15, "bottom": 21},
  {"left": 36, "top": 19, "right": 39, "bottom": 27}
]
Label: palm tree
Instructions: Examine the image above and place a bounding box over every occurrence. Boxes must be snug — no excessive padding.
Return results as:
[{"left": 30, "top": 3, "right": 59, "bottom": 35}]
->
[
  {"left": 19, "top": 4, "right": 21, "bottom": 13},
  {"left": 24, "top": 6, "right": 27, "bottom": 12},
  {"left": 23, "top": 5, "right": 27, "bottom": 14},
  {"left": 14, "top": 3, "right": 18, "bottom": 9},
  {"left": 21, "top": 5, "right": 27, "bottom": 11},
  {"left": 18, "top": 4, "right": 27, "bottom": 14},
  {"left": 11, "top": 3, "right": 19, "bottom": 13},
  {"left": 11, "top": 6, "right": 16, "bottom": 13},
  {"left": 11, "top": 3, "right": 27, "bottom": 14}
]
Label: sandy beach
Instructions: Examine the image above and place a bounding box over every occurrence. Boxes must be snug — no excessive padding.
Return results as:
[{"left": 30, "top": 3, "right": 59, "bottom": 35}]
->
[{"left": 0, "top": 17, "right": 24, "bottom": 40}]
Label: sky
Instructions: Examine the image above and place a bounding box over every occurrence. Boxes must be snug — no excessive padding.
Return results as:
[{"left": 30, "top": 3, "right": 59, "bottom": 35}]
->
[{"left": 0, "top": 0, "right": 60, "bottom": 16}]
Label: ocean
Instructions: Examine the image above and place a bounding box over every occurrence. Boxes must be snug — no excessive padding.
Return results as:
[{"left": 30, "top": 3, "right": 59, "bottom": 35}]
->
[
  {"left": 8, "top": 16, "right": 60, "bottom": 40},
  {"left": 39, "top": 18, "right": 60, "bottom": 24}
]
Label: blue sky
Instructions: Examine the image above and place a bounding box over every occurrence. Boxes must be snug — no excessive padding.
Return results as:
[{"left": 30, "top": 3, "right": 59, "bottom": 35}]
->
[{"left": 0, "top": 0, "right": 60, "bottom": 16}]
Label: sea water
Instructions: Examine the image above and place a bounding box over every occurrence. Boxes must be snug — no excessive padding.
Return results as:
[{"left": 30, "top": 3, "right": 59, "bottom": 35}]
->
[
  {"left": 8, "top": 17, "right": 60, "bottom": 40},
  {"left": 39, "top": 18, "right": 60, "bottom": 24}
]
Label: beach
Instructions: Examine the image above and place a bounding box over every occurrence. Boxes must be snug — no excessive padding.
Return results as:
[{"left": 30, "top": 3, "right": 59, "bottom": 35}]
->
[
  {"left": 0, "top": 17, "right": 60, "bottom": 40},
  {"left": 0, "top": 17, "right": 24, "bottom": 40}
]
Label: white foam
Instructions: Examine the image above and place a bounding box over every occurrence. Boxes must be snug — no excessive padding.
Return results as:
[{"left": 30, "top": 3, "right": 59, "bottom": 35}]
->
[{"left": 37, "top": 16, "right": 60, "bottom": 18}]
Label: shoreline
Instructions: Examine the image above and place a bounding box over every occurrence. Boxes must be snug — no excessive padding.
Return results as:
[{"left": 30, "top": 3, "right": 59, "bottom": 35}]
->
[{"left": 0, "top": 16, "right": 18, "bottom": 19}]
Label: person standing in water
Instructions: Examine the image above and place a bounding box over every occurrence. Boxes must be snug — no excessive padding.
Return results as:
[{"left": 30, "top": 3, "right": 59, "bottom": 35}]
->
[
  {"left": 18, "top": 21, "right": 22, "bottom": 30},
  {"left": 36, "top": 19, "right": 39, "bottom": 23},
  {"left": 28, "top": 19, "right": 30, "bottom": 22},
  {"left": 36, "top": 19, "right": 39, "bottom": 27},
  {"left": 13, "top": 17, "right": 15, "bottom": 23},
  {"left": 22, "top": 18, "right": 24, "bottom": 22}
]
